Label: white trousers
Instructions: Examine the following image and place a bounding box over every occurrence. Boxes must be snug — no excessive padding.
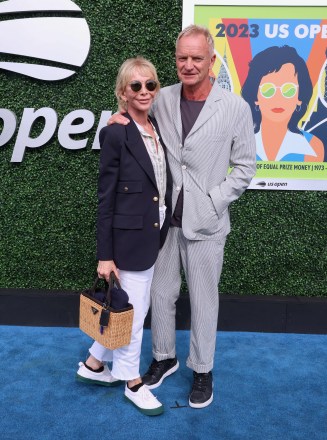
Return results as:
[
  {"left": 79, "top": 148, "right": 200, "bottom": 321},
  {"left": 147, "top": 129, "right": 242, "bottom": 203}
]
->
[{"left": 89, "top": 266, "right": 154, "bottom": 381}]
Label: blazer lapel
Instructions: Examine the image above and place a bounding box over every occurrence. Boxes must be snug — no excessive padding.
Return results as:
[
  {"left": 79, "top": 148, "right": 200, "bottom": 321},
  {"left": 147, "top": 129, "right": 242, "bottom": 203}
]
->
[
  {"left": 124, "top": 113, "right": 158, "bottom": 189},
  {"left": 170, "top": 83, "right": 183, "bottom": 142},
  {"left": 187, "top": 81, "right": 223, "bottom": 138},
  {"left": 167, "top": 84, "right": 183, "bottom": 161}
]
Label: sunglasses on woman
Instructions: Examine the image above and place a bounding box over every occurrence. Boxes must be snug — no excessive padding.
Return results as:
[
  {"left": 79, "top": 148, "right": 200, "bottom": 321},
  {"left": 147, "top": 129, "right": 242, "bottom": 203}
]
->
[
  {"left": 129, "top": 80, "right": 158, "bottom": 93},
  {"left": 259, "top": 82, "right": 299, "bottom": 99}
]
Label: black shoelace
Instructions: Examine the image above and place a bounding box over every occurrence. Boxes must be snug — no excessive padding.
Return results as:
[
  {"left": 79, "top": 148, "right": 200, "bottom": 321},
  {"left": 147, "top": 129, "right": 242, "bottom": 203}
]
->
[
  {"left": 192, "top": 373, "right": 210, "bottom": 392},
  {"left": 148, "top": 359, "right": 164, "bottom": 374}
]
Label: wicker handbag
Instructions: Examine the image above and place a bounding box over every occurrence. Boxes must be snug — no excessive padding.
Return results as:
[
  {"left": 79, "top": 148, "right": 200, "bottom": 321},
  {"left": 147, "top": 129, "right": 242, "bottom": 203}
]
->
[{"left": 79, "top": 274, "right": 134, "bottom": 350}]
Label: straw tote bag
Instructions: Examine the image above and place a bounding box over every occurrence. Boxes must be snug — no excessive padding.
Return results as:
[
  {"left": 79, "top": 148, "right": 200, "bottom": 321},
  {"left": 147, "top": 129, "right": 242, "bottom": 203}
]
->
[{"left": 79, "top": 274, "right": 134, "bottom": 350}]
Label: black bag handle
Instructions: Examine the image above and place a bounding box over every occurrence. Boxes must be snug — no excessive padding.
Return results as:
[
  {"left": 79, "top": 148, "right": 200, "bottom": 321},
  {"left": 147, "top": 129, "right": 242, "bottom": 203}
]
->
[{"left": 91, "top": 273, "right": 121, "bottom": 307}]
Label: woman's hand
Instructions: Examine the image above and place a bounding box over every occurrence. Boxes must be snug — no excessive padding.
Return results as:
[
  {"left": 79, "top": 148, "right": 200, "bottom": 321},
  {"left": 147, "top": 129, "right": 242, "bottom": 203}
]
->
[{"left": 97, "top": 260, "right": 119, "bottom": 282}]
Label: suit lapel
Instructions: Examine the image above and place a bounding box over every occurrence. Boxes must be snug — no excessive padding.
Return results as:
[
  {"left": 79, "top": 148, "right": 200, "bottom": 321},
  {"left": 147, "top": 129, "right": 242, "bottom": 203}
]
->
[
  {"left": 124, "top": 113, "right": 157, "bottom": 190},
  {"left": 167, "top": 84, "right": 184, "bottom": 161},
  {"left": 170, "top": 84, "right": 183, "bottom": 142},
  {"left": 187, "top": 81, "right": 223, "bottom": 138}
]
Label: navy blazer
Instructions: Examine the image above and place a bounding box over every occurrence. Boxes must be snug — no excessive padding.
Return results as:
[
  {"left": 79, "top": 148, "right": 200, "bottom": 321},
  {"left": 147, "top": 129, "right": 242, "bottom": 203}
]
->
[{"left": 97, "top": 113, "right": 172, "bottom": 271}]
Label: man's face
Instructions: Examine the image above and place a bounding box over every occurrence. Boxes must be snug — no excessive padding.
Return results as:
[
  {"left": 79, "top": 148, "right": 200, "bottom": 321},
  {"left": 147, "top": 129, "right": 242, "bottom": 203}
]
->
[{"left": 175, "top": 33, "right": 216, "bottom": 88}]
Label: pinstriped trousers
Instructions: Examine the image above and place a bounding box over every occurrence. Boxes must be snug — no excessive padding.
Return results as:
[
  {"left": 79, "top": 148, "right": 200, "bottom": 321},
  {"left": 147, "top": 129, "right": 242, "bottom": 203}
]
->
[{"left": 150, "top": 226, "right": 225, "bottom": 373}]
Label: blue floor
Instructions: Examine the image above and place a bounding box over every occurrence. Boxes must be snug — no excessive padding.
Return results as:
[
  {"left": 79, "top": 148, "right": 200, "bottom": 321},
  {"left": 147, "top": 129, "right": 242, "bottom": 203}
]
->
[{"left": 0, "top": 326, "right": 326, "bottom": 440}]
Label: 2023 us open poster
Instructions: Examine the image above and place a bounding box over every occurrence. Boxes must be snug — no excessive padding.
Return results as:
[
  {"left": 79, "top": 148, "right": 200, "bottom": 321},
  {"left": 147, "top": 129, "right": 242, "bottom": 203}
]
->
[{"left": 193, "top": 2, "right": 327, "bottom": 190}]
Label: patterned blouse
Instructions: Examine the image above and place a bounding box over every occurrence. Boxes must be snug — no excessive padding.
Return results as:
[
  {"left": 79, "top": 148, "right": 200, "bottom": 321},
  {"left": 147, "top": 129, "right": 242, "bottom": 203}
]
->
[{"left": 134, "top": 120, "right": 167, "bottom": 207}]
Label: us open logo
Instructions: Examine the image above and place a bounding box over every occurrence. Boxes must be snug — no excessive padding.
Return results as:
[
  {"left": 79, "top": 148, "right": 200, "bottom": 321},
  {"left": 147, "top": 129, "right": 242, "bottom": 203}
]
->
[{"left": 0, "top": 0, "right": 91, "bottom": 81}]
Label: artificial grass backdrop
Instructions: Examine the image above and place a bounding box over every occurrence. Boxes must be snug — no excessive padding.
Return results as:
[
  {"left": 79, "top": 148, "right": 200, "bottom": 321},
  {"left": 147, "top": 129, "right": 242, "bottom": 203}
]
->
[{"left": 0, "top": 1, "right": 326, "bottom": 296}]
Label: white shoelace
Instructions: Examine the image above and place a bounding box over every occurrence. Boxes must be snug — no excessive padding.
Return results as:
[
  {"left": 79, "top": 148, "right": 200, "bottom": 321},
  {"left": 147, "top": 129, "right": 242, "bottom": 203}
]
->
[{"left": 141, "top": 386, "right": 158, "bottom": 402}]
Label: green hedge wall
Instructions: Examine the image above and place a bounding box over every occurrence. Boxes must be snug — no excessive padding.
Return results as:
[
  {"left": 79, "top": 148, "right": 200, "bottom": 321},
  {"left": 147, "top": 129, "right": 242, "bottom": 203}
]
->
[{"left": 0, "top": 0, "right": 326, "bottom": 297}]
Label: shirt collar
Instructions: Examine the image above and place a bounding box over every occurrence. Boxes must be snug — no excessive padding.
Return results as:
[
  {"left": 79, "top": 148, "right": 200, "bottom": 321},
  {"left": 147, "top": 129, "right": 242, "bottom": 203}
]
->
[{"left": 134, "top": 119, "right": 160, "bottom": 141}]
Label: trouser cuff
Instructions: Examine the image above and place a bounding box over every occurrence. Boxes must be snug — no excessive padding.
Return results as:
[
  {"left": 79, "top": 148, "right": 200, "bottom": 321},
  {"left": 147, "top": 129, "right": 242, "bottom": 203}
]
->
[
  {"left": 186, "top": 357, "right": 213, "bottom": 373},
  {"left": 153, "top": 348, "right": 176, "bottom": 361}
]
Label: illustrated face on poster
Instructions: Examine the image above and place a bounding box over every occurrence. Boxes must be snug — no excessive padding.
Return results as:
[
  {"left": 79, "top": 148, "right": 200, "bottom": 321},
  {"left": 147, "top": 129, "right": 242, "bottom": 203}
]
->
[
  {"left": 192, "top": 2, "right": 327, "bottom": 190},
  {"left": 242, "top": 45, "right": 325, "bottom": 163}
]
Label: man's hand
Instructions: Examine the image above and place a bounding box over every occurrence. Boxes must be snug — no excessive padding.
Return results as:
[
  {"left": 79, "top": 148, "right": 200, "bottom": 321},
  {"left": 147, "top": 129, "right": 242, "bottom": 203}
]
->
[
  {"left": 97, "top": 260, "right": 119, "bottom": 281},
  {"left": 107, "top": 112, "right": 130, "bottom": 126}
]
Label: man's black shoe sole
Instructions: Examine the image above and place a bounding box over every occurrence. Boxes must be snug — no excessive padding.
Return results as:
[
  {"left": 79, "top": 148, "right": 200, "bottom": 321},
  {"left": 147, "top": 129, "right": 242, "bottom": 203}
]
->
[{"left": 189, "top": 392, "right": 213, "bottom": 408}]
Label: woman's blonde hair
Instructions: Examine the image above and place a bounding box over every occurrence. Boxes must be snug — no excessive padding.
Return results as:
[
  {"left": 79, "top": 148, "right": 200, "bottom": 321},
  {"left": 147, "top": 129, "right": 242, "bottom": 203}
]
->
[{"left": 115, "top": 56, "right": 160, "bottom": 111}]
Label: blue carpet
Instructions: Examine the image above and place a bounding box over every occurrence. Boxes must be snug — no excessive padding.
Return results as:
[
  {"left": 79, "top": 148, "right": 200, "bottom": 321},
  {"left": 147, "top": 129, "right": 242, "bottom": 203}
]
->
[{"left": 0, "top": 327, "right": 326, "bottom": 440}]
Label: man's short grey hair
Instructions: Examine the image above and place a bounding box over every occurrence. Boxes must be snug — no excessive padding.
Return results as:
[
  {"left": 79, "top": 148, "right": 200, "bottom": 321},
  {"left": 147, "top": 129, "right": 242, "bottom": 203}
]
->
[{"left": 176, "top": 24, "right": 215, "bottom": 56}]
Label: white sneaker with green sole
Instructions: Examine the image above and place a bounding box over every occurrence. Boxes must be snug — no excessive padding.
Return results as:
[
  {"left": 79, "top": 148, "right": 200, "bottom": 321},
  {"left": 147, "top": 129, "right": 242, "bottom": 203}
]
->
[
  {"left": 124, "top": 384, "right": 164, "bottom": 416},
  {"left": 76, "top": 362, "right": 122, "bottom": 387}
]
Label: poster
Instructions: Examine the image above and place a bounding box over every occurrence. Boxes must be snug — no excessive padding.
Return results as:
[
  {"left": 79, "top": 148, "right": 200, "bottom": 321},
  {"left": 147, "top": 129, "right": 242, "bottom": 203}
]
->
[{"left": 184, "top": 1, "right": 327, "bottom": 190}]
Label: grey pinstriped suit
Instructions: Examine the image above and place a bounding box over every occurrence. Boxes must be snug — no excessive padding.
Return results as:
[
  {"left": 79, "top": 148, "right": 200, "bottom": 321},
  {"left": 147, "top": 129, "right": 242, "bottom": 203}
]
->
[{"left": 149, "top": 80, "right": 256, "bottom": 373}]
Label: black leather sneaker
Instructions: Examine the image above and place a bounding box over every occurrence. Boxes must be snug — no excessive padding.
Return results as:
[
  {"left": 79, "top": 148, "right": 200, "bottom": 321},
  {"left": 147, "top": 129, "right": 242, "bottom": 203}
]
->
[
  {"left": 189, "top": 371, "right": 213, "bottom": 408},
  {"left": 142, "top": 357, "right": 179, "bottom": 389}
]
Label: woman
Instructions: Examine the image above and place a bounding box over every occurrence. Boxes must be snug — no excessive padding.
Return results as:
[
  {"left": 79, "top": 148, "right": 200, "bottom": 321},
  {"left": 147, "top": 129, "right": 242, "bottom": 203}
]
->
[
  {"left": 77, "top": 57, "right": 172, "bottom": 416},
  {"left": 241, "top": 45, "right": 324, "bottom": 162}
]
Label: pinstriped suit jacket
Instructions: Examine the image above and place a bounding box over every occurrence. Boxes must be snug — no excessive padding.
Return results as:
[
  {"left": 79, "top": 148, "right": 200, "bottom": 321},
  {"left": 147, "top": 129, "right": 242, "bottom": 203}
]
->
[{"left": 152, "top": 80, "right": 256, "bottom": 241}]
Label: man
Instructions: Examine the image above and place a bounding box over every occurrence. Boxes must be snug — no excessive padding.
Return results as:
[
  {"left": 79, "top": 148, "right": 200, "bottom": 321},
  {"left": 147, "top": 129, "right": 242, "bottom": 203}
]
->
[{"left": 111, "top": 25, "right": 256, "bottom": 408}]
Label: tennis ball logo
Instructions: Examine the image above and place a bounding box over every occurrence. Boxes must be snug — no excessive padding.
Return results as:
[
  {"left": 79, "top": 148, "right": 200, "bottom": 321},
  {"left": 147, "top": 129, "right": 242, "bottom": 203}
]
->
[{"left": 0, "top": 0, "right": 91, "bottom": 81}]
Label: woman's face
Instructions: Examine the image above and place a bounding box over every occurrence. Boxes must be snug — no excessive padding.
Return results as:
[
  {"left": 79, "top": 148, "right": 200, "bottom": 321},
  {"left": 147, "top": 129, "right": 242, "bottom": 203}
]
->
[
  {"left": 121, "top": 69, "right": 157, "bottom": 115},
  {"left": 255, "top": 63, "right": 301, "bottom": 124}
]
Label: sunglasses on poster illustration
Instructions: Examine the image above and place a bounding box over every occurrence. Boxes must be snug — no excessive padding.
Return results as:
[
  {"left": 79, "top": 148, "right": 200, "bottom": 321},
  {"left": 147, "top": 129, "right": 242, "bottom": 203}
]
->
[{"left": 259, "top": 82, "right": 299, "bottom": 99}]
